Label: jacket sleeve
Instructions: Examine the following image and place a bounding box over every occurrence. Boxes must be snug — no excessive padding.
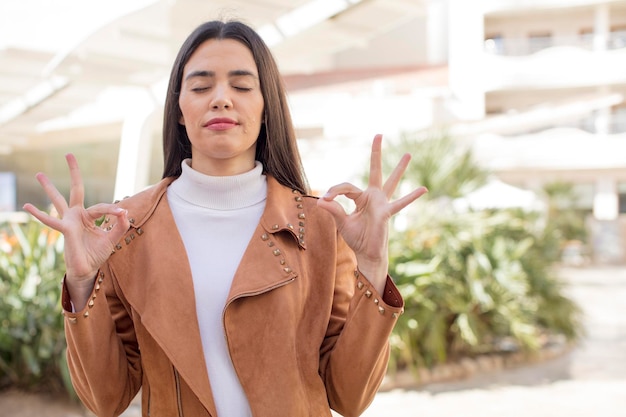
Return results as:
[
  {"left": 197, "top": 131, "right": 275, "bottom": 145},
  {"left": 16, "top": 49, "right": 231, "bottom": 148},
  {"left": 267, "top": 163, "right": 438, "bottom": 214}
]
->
[
  {"left": 319, "top": 235, "right": 404, "bottom": 417},
  {"left": 62, "top": 262, "right": 142, "bottom": 417}
]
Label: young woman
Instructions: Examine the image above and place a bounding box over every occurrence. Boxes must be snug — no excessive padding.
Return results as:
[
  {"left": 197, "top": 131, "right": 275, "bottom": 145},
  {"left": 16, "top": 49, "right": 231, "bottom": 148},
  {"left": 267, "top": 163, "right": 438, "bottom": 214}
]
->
[{"left": 24, "top": 20, "right": 427, "bottom": 417}]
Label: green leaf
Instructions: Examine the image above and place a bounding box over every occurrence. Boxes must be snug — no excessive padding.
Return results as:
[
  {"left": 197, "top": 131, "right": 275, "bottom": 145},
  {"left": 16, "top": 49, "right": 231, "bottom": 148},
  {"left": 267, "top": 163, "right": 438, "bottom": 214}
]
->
[{"left": 21, "top": 345, "right": 41, "bottom": 376}]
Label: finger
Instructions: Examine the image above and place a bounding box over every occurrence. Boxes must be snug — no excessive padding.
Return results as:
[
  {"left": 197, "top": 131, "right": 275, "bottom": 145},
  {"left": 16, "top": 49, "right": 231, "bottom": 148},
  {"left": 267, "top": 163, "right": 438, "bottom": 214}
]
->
[
  {"left": 321, "top": 182, "right": 363, "bottom": 202},
  {"left": 85, "top": 204, "right": 130, "bottom": 239},
  {"left": 316, "top": 198, "right": 348, "bottom": 229},
  {"left": 382, "top": 153, "right": 411, "bottom": 198},
  {"left": 368, "top": 134, "right": 383, "bottom": 189},
  {"left": 22, "top": 203, "right": 65, "bottom": 232},
  {"left": 35, "top": 172, "right": 69, "bottom": 216},
  {"left": 104, "top": 208, "right": 130, "bottom": 243},
  {"left": 85, "top": 204, "right": 127, "bottom": 223},
  {"left": 66, "top": 154, "right": 85, "bottom": 208},
  {"left": 388, "top": 186, "right": 428, "bottom": 216}
]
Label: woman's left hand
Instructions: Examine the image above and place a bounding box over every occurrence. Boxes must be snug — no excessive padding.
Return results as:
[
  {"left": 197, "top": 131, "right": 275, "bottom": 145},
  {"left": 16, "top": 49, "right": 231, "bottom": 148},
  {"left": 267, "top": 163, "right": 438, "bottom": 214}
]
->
[{"left": 317, "top": 134, "right": 427, "bottom": 294}]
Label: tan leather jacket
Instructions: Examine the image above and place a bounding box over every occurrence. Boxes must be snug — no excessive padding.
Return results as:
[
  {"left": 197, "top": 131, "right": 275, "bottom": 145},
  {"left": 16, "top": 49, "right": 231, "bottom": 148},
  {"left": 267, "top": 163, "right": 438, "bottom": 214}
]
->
[{"left": 62, "top": 175, "right": 404, "bottom": 417}]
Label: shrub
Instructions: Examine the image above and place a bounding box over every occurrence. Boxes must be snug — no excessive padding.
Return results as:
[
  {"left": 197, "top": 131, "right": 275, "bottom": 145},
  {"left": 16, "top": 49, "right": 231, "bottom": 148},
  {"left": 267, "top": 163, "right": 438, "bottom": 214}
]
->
[
  {"left": 388, "top": 206, "right": 582, "bottom": 372},
  {"left": 382, "top": 130, "right": 582, "bottom": 373},
  {"left": 0, "top": 219, "right": 73, "bottom": 396}
]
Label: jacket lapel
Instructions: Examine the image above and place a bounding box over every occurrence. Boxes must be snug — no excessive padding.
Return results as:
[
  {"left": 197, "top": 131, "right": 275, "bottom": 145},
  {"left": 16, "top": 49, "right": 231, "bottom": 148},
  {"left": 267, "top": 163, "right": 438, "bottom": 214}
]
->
[
  {"left": 227, "top": 177, "right": 305, "bottom": 302},
  {"left": 112, "top": 181, "right": 217, "bottom": 416}
]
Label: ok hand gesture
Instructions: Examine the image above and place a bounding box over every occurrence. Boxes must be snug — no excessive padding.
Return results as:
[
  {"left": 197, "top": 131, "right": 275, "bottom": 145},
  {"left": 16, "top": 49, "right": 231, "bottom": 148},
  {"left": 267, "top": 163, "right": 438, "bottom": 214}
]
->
[
  {"left": 317, "top": 134, "right": 427, "bottom": 294},
  {"left": 23, "top": 154, "right": 130, "bottom": 309}
]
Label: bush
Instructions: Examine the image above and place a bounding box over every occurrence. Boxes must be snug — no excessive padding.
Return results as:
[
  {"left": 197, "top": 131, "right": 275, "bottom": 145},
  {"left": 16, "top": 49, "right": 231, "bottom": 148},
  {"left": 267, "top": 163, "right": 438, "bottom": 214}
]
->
[
  {"left": 388, "top": 206, "right": 582, "bottom": 372},
  {"left": 0, "top": 219, "right": 73, "bottom": 396},
  {"left": 382, "top": 130, "right": 582, "bottom": 373}
]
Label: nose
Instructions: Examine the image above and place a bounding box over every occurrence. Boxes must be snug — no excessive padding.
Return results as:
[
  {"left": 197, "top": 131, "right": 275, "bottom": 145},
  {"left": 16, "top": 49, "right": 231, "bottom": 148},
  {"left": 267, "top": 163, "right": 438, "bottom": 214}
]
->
[{"left": 210, "top": 85, "right": 232, "bottom": 109}]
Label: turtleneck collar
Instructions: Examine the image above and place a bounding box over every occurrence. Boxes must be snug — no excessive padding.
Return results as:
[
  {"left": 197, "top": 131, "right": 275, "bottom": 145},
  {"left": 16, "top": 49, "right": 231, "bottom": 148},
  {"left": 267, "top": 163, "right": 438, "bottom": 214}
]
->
[{"left": 168, "top": 159, "right": 267, "bottom": 210}]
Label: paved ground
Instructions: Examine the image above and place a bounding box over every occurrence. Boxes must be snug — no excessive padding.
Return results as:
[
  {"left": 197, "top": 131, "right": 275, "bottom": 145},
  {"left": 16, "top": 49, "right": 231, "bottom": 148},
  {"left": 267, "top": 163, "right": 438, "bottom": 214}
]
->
[
  {"left": 2, "top": 265, "right": 625, "bottom": 416},
  {"left": 361, "top": 265, "right": 626, "bottom": 417}
]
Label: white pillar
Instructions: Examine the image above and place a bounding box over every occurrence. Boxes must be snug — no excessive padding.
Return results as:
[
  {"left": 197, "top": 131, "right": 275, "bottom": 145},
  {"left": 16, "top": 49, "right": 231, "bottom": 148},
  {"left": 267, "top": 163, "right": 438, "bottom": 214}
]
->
[
  {"left": 593, "top": 177, "right": 618, "bottom": 221},
  {"left": 448, "top": 0, "right": 485, "bottom": 120},
  {"left": 593, "top": 4, "right": 610, "bottom": 51},
  {"left": 594, "top": 4, "right": 612, "bottom": 134},
  {"left": 113, "top": 90, "right": 159, "bottom": 201}
]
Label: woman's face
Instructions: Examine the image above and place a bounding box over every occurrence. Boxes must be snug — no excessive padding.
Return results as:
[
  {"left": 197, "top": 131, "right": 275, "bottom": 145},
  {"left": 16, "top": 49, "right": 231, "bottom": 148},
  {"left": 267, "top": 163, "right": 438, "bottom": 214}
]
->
[{"left": 179, "top": 38, "right": 264, "bottom": 176}]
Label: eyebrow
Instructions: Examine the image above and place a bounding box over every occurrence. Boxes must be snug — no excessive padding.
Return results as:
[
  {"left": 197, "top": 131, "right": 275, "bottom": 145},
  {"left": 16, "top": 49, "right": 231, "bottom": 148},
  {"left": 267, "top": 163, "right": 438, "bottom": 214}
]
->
[{"left": 184, "top": 69, "right": 258, "bottom": 81}]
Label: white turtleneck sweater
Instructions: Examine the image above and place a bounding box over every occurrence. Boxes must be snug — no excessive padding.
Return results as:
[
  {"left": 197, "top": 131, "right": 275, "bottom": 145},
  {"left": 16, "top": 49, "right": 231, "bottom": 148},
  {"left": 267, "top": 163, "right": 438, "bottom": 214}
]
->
[{"left": 167, "top": 159, "right": 267, "bottom": 417}]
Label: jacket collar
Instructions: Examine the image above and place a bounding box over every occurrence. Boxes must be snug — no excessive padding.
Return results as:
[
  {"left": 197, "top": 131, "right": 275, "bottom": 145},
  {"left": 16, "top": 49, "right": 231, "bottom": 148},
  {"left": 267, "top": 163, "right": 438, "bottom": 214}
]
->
[
  {"left": 259, "top": 176, "right": 308, "bottom": 250},
  {"left": 122, "top": 175, "right": 308, "bottom": 250}
]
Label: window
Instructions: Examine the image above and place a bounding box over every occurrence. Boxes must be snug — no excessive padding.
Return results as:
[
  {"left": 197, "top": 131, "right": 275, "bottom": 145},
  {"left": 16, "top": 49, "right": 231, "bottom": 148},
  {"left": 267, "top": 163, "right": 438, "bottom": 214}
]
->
[
  {"left": 579, "top": 27, "right": 594, "bottom": 49},
  {"left": 610, "top": 24, "right": 626, "bottom": 49},
  {"left": 611, "top": 105, "right": 626, "bottom": 134},
  {"left": 527, "top": 30, "right": 552, "bottom": 54},
  {"left": 618, "top": 183, "right": 626, "bottom": 214}
]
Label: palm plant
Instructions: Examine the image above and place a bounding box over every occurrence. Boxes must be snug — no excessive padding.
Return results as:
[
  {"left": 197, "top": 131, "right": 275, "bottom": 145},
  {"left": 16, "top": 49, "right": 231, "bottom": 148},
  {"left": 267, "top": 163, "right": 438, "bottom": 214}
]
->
[
  {"left": 383, "top": 130, "right": 582, "bottom": 374},
  {"left": 382, "top": 130, "right": 489, "bottom": 200}
]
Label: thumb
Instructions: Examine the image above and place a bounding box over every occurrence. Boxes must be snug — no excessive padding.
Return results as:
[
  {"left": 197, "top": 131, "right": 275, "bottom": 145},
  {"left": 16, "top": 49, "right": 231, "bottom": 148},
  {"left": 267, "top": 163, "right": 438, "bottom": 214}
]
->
[{"left": 317, "top": 197, "right": 347, "bottom": 229}]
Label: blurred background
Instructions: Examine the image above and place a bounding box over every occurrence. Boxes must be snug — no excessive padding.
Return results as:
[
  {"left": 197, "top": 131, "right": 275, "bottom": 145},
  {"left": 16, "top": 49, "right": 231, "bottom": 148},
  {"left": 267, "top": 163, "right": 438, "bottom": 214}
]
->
[
  {"left": 1, "top": 0, "right": 626, "bottom": 416},
  {"left": 1, "top": 0, "right": 625, "bottom": 263}
]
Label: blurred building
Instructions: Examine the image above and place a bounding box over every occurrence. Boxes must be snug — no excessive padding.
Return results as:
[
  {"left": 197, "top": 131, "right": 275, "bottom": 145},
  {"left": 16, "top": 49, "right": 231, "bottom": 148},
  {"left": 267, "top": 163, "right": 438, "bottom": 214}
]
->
[
  {"left": 0, "top": 0, "right": 625, "bottom": 262},
  {"left": 468, "top": 0, "right": 626, "bottom": 264},
  {"left": 289, "top": 0, "right": 626, "bottom": 264}
]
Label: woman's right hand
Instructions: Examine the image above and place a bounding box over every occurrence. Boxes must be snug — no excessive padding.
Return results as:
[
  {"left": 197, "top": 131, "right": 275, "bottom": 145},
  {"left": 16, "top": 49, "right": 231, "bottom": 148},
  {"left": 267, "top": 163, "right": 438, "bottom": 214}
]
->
[{"left": 23, "top": 154, "right": 130, "bottom": 309}]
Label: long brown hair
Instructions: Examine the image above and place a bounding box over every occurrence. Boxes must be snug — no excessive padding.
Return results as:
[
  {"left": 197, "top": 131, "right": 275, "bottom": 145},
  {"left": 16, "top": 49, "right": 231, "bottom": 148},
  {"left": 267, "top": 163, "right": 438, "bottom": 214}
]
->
[{"left": 162, "top": 20, "right": 308, "bottom": 194}]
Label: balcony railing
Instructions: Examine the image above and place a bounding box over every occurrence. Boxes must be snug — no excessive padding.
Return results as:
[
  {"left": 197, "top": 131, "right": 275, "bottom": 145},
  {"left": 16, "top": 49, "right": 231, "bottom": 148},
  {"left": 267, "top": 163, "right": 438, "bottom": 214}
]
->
[
  {"left": 545, "top": 112, "right": 626, "bottom": 135},
  {"left": 485, "top": 32, "right": 626, "bottom": 56}
]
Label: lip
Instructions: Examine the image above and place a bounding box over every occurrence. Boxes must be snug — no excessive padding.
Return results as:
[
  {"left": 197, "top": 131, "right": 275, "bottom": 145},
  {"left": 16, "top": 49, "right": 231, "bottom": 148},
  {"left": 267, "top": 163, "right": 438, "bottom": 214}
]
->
[{"left": 205, "top": 117, "right": 238, "bottom": 130}]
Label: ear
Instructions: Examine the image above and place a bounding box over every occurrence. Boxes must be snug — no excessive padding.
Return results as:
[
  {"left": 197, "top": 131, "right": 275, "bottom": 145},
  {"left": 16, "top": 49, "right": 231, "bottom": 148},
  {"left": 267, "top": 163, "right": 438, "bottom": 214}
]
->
[{"left": 179, "top": 114, "right": 185, "bottom": 126}]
